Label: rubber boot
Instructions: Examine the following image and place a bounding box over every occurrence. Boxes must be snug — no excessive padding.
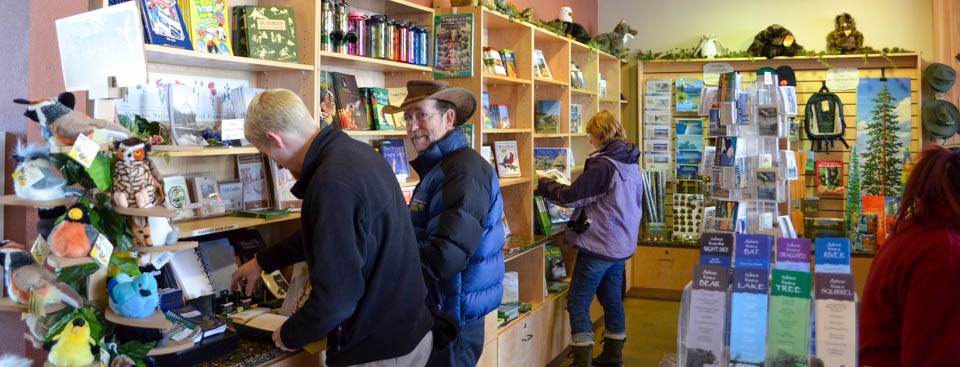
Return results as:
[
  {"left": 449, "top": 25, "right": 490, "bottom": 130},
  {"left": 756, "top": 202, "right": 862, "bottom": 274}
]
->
[
  {"left": 566, "top": 345, "right": 593, "bottom": 367},
  {"left": 592, "top": 338, "right": 624, "bottom": 366}
]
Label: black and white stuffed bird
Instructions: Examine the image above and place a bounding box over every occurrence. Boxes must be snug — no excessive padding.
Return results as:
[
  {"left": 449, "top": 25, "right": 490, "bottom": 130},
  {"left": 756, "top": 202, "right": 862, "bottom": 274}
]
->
[{"left": 14, "top": 92, "right": 131, "bottom": 147}]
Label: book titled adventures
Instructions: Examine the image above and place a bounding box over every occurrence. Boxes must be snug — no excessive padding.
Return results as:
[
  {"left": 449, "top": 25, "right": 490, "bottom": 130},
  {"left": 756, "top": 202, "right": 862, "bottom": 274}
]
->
[
  {"left": 729, "top": 267, "right": 769, "bottom": 366},
  {"left": 699, "top": 232, "right": 734, "bottom": 267},
  {"left": 181, "top": 0, "right": 233, "bottom": 55},
  {"left": 685, "top": 264, "right": 729, "bottom": 367},
  {"left": 766, "top": 269, "right": 812, "bottom": 365},
  {"left": 815, "top": 273, "right": 857, "bottom": 367}
]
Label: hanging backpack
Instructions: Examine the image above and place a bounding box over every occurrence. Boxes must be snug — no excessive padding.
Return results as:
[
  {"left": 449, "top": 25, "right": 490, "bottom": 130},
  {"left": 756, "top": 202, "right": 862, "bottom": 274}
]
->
[{"left": 804, "top": 85, "right": 850, "bottom": 152}]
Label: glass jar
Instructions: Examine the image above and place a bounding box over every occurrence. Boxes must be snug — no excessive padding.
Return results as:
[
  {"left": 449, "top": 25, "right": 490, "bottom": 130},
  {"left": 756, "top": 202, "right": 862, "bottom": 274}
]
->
[
  {"left": 347, "top": 12, "right": 366, "bottom": 57},
  {"left": 417, "top": 26, "right": 429, "bottom": 66},
  {"left": 384, "top": 18, "right": 395, "bottom": 61},
  {"left": 369, "top": 15, "right": 386, "bottom": 59},
  {"left": 396, "top": 21, "right": 409, "bottom": 63}
]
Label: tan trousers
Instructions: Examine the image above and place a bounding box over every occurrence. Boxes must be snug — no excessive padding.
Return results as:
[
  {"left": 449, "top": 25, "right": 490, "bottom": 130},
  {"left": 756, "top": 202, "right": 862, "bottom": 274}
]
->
[{"left": 343, "top": 331, "right": 433, "bottom": 367}]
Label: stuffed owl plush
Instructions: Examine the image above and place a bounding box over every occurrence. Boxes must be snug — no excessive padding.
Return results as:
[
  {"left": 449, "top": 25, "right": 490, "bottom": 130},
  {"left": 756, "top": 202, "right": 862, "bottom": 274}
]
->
[
  {"left": 13, "top": 92, "right": 130, "bottom": 147},
  {"left": 12, "top": 142, "right": 66, "bottom": 202},
  {"left": 112, "top": 137, "right": 179, "bottom": 262},
  {"left": 695, "top": 34, "right": 726, "bottom": 59}
]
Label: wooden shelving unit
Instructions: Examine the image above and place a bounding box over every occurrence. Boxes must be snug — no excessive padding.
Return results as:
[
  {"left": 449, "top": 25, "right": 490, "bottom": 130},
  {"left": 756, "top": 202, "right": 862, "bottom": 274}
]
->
[
  {"left": 105, "top": 308, "right": 172, "bottom": 329},
  {"left": 159, "top": 146, "right": 260, "bottom": 157},
  {"left": 319, "top": 51, "right": 433, "bottom": 73},
  {"left": 0, "top": 298, "right": 66, "bottom": 314},
  {"left": 131, "top": 241, "right": 198, "bottom": 253},
  {"left": 175, "top": 213, "right": 301, "bottom": 238},
  {"left": 47, "top": 255, "right": 95, "bottom": 269},
  {"left": 0, "top": 195, "right": 76, "bottom": 208},
  {"left": 147, "top": 330, "right": 200, "bottom": 356},
  {"left": 144, "top": 44, "right": 313, "bottom": 72},
  {"left": 344, "top": 130, "right": 408, "bottom": 137},
  {"left": 114, "top": 206, "right": 177, "bottom": 218}
]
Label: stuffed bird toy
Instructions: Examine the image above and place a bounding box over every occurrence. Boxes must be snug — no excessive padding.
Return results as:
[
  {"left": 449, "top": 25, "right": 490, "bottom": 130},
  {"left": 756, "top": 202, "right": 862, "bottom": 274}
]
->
[
  {"left": 12, "top": 142, "right": 67, "bottom": 202},
  {"left": 13, "top": 92, "right": 131, "bottom": 147},
  {"left": 694, "top": 34, "right": 726, "bottom": 59},
  {"left": 48, "top": 318, "right": 96, "bottom": 367},
  {"left": 49, "top": 204, "right": 98, "bottom": 258},
  {"left": 1, "top": 242, "right": 84, "bottom": 317},
  {"left": 108, "top": 273, "right": 159, "bottom": 319},
  {"left": 113, "top": 137, "right": 165, "bottom": 209},
  {"left": 557, "top": 7, "right": 591, "bottom": 44}
]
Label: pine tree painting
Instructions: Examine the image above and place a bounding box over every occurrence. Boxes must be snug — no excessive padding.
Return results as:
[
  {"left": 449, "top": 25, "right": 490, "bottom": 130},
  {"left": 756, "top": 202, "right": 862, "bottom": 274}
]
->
[
  {"left": 847, "top": 146, "right": 862, "bottom": 245},
  {"left": 856, "top": 79, "right": 911, "bottom": 198}
]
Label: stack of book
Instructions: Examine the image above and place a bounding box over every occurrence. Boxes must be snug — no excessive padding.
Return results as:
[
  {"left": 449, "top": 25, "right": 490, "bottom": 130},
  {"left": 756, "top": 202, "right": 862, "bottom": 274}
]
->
[{"left": 482, "top": 47, "right": 518, "bottom": 78}]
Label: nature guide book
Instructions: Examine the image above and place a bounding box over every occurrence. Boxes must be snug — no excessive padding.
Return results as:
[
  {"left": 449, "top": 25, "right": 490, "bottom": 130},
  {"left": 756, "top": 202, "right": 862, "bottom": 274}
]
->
[
  {"left": 318, "top": 71, "right": 339, "bottom": 128},
  {"left": 699, "top": 232, "right": 734, "bottom": 267},
  {"left": 138, "top": 0, "right": 192, "bottom": 50},
  {"left": 685, "top": 264, "right": 729, "bottom": 367},
  {"left": 434, "top": 13, "right": 473, "bottom": 78},
  {"left": 535, "top": 100, "right": 561, "bottom": 132},
  {"left": 386, "top": 87, "right": 408, "bottom": 129},
  {"left": 237, "top": 153, "right": 271, "bottom": 210},
  {"left": 379, "top": 138, "right": 409, "bottom": 183},
  {"left": 734, "top": 234, "right": 773, "bottom": 270},
  {"left": 534, "top": 194, "right": 552, "bottom": 235},
  {"left": 493, "top": 140, "right": 521, "bottom": 178},
  {"left": 815, "top": 160, "right": 844, "bottom": 195},
  {"left": 534, "top": 147, "right": 572, "bottom": 182},
  {"left": 360, "top": 87, "right": 392, "bottom": 130},
  {"left": 814, "top": 237, "right": 851, "bottom": 274},
  {"left": 267, "top": 159, "right": 302, "bottom": 211},
  {"left": 500, "top": 49, "right": 518, "bottom": 78},
  {"left": 729, "top": 267, "right": 769, "bottom": 366},
  {"left": 534, "top": 49, "right": 552, "bottom": 79},
  {"left": 162, "top": 175, "right": 194, "bottom": 221},
  {"left": 234, "top": 5, "right": 299, "bottom": 62},
  {"left": 181, "top": 0, "right": 233, "bottom": 55},
  {"left": 775, "top": 237, "right": 811, "bottom": 272},
  {"left": 815, "top": 273, "right": 857, "bottom": 367},
  {"left": 766, "top": 269, "right": 812, "bottom": 365},
  {"left": 861, "top": 196, "right": 896, "bottom": 249},
  {"left": 481, "top": 91, "right": 494, "bottom": 128},
  {"left": 331, "top": 72, "right": 370, "bottom": 130}
]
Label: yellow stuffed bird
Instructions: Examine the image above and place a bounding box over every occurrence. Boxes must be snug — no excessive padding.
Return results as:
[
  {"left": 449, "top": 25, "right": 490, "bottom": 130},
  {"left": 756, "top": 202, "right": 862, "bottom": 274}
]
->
[{"left": 48, "top": 318, "right": 96, "bottom": 367}]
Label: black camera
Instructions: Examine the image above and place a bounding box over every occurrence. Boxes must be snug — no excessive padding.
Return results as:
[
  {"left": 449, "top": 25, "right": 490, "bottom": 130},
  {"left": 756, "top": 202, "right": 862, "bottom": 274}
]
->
[{"left": 567, "top": 213, "right": 591, "bottom": 234}]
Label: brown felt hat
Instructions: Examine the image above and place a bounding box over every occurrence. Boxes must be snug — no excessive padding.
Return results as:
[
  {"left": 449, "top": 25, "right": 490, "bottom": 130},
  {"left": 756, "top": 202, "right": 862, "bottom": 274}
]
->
[{"left": 382, "top": 80, "right": 477, "bottom": 126}]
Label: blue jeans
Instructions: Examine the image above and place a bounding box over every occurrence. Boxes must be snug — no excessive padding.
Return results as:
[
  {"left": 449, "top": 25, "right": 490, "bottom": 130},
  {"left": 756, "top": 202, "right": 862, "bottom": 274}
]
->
[
  {"left": 426, "top": 318, "right": 484, "bottom": 367},
  {"left": 567, "top": 251, "right": 626, "bottom": 345}
]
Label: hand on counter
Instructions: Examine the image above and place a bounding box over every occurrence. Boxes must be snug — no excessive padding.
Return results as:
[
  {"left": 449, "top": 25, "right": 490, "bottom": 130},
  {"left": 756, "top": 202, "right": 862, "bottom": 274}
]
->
[{"left": 273, "top": 327, "right": 293, "bottom": 351}]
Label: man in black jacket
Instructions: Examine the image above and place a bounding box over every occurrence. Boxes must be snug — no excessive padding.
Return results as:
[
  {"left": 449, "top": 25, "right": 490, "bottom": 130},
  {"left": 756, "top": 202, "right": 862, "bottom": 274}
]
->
[{"left": 231, "top": 89, "right": 434, "bottom": 366}]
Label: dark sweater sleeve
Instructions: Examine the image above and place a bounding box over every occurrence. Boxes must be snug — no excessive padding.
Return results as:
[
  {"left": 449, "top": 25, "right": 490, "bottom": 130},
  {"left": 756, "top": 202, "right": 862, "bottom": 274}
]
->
[
  {"left": 280, "top": 182, "right": 366, "bottom": 350},
  {"left": 859, "top": 243, "right": 902, "bottom": 367},
  {"left": 538, "top": 157, "right": 614, "bottom": 208},
  {"left": 255, "top": 230, "right": 304, "bottom": 273},
  {"left": 419, "top": 164, "right": 491, "bottom": 282}
]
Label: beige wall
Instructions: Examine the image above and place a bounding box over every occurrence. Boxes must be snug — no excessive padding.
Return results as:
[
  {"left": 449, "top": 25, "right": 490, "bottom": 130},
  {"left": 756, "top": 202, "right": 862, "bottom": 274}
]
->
[{"left": 600, "top": 0, "right": 933, "bottom": 58}]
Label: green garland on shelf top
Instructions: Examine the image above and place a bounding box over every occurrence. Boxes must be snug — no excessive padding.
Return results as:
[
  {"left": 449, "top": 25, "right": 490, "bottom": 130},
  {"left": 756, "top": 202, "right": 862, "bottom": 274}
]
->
[{"left": 633, "top": 46, "right": 914, "bottom": 69}]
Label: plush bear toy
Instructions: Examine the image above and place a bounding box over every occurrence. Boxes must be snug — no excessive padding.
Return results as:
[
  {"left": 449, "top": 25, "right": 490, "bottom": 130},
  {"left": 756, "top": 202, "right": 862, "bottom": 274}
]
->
[
  {"left": 826, "top": 13, "right": 864, "bottom": 54},
  {"left": 747, "top": 24, "right": 804, "bottom": 59}
]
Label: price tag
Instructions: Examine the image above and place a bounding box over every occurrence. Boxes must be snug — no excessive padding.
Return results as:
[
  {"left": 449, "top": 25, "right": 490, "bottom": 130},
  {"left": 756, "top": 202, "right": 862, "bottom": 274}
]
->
[
  {"left": 90, "top": 234, "right": 113, "bottom": 268},
  {"left": 220, "top": 119, "right": 246, "bottom": 141},
  {"left": 759, "top": 154, "right": 773, "bottom": 169},
  {"left": 764, "top": 71, "right": 774, "bottom": 85},
  {"left": 14, "top": 166, "right": 45, "bottom": 188},
  {"left": 150, "top": 251, "right": 174, "bottom": 269},
  {"left": 68, "top": 133, "right": 100, "bottom": 168},
  {"left": 30, "top": 235, "right": 50, "bottom": 264}
]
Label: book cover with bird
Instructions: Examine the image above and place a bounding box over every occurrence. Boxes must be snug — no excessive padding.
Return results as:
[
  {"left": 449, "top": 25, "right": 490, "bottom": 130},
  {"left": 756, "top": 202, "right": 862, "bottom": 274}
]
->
[{"left": 494, "top": 141, "right": 521, "bottom": 178}]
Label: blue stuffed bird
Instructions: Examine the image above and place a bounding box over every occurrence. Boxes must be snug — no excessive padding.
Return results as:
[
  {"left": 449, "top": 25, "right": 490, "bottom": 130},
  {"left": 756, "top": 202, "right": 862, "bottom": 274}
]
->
[{"left": 108, "top": 273, "right": 159, "bottom": 319}]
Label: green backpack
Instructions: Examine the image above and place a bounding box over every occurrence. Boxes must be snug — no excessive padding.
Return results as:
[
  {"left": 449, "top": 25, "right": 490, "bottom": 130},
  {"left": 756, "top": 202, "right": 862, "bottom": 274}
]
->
[{"left": 804, "top": 85, "right": 850, "bottom": 152}]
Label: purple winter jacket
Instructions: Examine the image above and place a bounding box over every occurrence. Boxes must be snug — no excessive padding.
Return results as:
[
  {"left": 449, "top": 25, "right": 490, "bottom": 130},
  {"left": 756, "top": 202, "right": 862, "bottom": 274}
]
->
[{"left": 537, "top": 140, "right": 643, "bottom": 261}]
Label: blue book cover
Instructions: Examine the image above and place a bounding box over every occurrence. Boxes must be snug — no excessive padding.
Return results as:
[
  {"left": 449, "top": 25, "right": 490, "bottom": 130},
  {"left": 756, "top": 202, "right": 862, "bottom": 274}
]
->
[
  {"left": 379, "top": 138, "right": 409, "bottom": 182},
  {"left": 139, "top": 0, "right": 193, "bottom": 50},
  {"left": 533, "top": 148, "right": 571, "bottom": 180},
  {"left": 535, "top": 100, "right": 561, "bottom": 132},
  {"left": 814, "top": 237, "right": 851, "bottom": 274},
  {"left": 735, "top": 234, "right": 773, "bottom": 269},
  {"left": 699, "top": 232, "right": 734, "bottom": 267},
  {"left": 481, "top": 91, "right": 493, "bottom": 128},
  {"left": 729, "top": 267, "right": 769, "bottom": 365}
]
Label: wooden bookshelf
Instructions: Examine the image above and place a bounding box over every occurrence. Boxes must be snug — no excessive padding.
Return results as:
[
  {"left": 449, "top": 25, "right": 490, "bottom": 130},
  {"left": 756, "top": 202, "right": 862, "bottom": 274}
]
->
[
  {"left": 484, "top": 73, "right": 533, "bottom": 86},
  {"left": 175, "top": 213, "right": 301, "bottom": 238},
  {"left": 131, "top": 241, "right": 198, "bottom": 253},
  {"left": 160, "top": 146, "right": 260, "bottom": 157},
  {"left": 144, "top": 45, "right": 313, "bottom": 72},
  {"left": 534, "top": 77, "right": 568, "bottom": 87},
  {"left": 0, "top": 195, "right": 76, "bottom": 208},
  {"left": 0, "top": 298, "right": 66, "bottom": 314},
  {"left": 47, "top": 255, "right": 95, "bottom": 269},
  {"left": 534, "top": 133, "right": 568, "bottom": 138},
  {"left": 484, "top": 128, "right": 533, "bottom": 134},
  {"left": 105, "top": 308, "right": 172, "bottom": 329},
  {"left": 147, "top": 331, "right": 199, "bottom": 356},
  {"left": 570, "top": 88, "right": 597, "bottom": 96},
  {"left": 498, "top": 176, "right": 530, "bottom": 188},
  {"left": 319, "top": 51, "right": 432, "bottom": 73},
  {"left": 344, "top": 130, "right": 408, "bottom": 137},
  {"left": 114, "top": 206, "right": 177, "bottom": 218}
]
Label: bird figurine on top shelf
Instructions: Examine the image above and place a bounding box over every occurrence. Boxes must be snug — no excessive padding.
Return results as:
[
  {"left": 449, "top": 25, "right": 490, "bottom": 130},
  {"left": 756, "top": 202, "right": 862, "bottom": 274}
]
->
[
  {"left": 47, "top": 318, "right": 97, "bottom": 367},
  {"left": 694, "top": 34, "right": 726, "bottom": 59},
  {"left": 557, "top": 6, "right": 591, "bottom": 44},
  {"left": 12, "top": 142, "right": 67, "bottom": 202},
  {"left": 108, "top": 272, "right": 159, "bottom": 319},
  {"left": 13, "top": 92, "right": 131, "bottom": 147},
  {"left": 48, "top": 204, "right": 99, "bottom": 259},
  {"left": 1, "top": 241, "right": 85, "bottom": 317}
]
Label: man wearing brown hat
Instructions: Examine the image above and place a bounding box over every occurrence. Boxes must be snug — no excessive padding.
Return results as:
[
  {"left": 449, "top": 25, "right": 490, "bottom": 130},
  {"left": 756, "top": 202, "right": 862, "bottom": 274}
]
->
[
  {"left": 231, "top": 89, "right": 435, "bottom": 366},
  {"left": 385, "top": 81, "right": 506, "bottom": 366}
]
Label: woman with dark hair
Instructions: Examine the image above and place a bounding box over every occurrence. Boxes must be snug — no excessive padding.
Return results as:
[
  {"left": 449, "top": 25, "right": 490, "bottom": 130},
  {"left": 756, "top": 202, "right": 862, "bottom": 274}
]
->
[{"left": 859, "top": 145, "right": 960, "bottom": 366}]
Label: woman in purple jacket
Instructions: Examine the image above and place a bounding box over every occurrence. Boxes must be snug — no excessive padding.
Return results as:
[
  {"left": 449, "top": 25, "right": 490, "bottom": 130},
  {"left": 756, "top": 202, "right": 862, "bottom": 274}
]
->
[{"left": 538, "top": 110, "right": 643, "bottom": 367}]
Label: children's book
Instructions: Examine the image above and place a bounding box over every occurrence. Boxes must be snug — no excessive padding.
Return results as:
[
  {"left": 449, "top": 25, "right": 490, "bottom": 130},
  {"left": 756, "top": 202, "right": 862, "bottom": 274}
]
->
[
  {"left": 814, "top": 237, "right": 851, "bottom": 274},
  {"left": 361, "top": 87, "right": 392, "bottom": 131},
  {"left": 234, "top": 5, "right": 298, "bottom": 62},
  {"left": 331, "top": 72, "right": 369, "bottom": 130},
  {"left": 815, "top": 160, "right": 844, "bottom": 195},
  {"left": 379, "top": 138, "right": 409, "bottom": 183},
  {"left": 534, "top": 148, "right": 572, "bottom": 181},
  {"left": 181, "top": 0, "right": 233, "bottom": 56},
  {"left": 481, "top": 91, "right": 494, "bottom": 128},
  {"left": 138, "top": 0, "right": 192, "bottom": 49},
  {"left": 815, "top": 273, "right": 857, "bottom": 367},
  {"left": 775, "top": 238, "right": 811, "bottom": 272},
  {"left": 535, "top": 100, "right": 561, "bottom": 132},
  {"left": 500, "top": 49, "right": 518, "bottom": 78},
  {"left": 734, "top": 234, "right": 773, "bottom": 270},
  {"left": 686, "top": 264, "right": 729, "bottom": 364},
  {"left": 534, "top": 49, "right": 552, "bottom": 79},
  {"left": 491, "top": 104, "right": 511, "bottom": 129},
  {"left": 267, "top": 159, "right": 302, "bottom": 211},
  {"left": 766, "top": 269, "right": 812, "bottom": 364},
  {"left": 699, "top": 232, "right": 734, "bottom": 267},
  {"left": 729, "top": 267, "right": 769, "bottom": 365},
  {"left": 236, "top": 153, "right": 270, "bottom": 210},
  {"left": 434, "top": 13, "right": 474, "bottom": 78},
  {"left": 493, "top": 141, "right": 521, "bottom": 177},
  {"left": 318, "top": 71, "right": 339, "bottom": 128}
]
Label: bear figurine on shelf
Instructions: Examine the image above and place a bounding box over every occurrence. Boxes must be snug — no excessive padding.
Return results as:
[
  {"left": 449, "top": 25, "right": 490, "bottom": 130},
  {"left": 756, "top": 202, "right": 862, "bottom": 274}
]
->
[
  {"left": 13, "top": 92, "right": 130, "bottom": 147},
  {"left": 826, "top": 13, "right": 864, "bottom": 54},
  {"left": 108, "top": 272, "right": 159, "bottom": 319},
  {"left": 747, "top": 24, "right": 804, "bottom": 59}
]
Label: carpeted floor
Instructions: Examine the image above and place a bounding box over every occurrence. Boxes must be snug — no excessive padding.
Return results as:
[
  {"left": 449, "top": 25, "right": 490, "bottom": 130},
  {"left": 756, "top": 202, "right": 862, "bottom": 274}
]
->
[{"left": 617, "top": 298, "right": 680, "bottom": 366}]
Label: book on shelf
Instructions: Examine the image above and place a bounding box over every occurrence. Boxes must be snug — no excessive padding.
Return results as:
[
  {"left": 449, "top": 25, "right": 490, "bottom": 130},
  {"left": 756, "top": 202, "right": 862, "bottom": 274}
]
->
[
  {"left": 318, "top": 71, "right": 339, "bottom": 129},
  {"left": 814, "top": 237, "right": 851, "bottom": 274},
  {"left": 188, "top": 175, "right": 219, "bottom": 205},
  {"left": 815, "top": 160, "right": 844, "bottom": 195},
  {"left": 544, "top": 246, "right": 567, "bottom": 281},
  {"left": 734, "top": 234, "right": 773, "bottom": 270},
  {"left": 729, "top": 267, "right": 770, "bottom": 366},
  {"left": 162, "top": 310, "right": 202, "bottom": 343},
  {"left": 599, "top": 79, "right": 607, "bottom": 99},
  {"left": 533, "top": 49, "right": 552, "bottom": 79},
  {"left": 434, "top": 13, "right": 474, "bottom": 78},
  {"left": 533, "top": 194, "right": 552, "bottom": 235},
  {"left": 227, "top": 229, "right": 266, "bottom": 265},
  {"left": 217, "top": 180, "right": 243, "bottom": 211},
  {"left": 535, "top": 100, "right": 561, "bottom": 133},
  {"left": 236, "top": 153, "right": 271, "bottom": 210},
  {"left": 378, "top": 138, "right": 410, "bottom": 184},
  {"left": 534, "top": 147, "right": 572, "bottom": 183},
  {"left": 481, "top": 146, "right": 494, "bottom": 167},
  {"left": 569, "top": 104, "right": 583, "bottom": 134},
  {"left": 699, "top": 232, "right": 734, "bottom": 267},
  {"left": 861, "top": 196, "right": 896, "bottom": 250},
  {"left": 814, "top": 273, "right": 857, "bottom": 367},
  {"left": 766, "top": 269, "right": 812, "bottom": 364},
  {"left": 686, "top": 264, "right": 729, "bottom": 366},
  {"left": 483, "top": 47, "right": 507, "bottom": 76},
  {"left": 169, "top": 304, "right": 227, "bottom": 338},
  {"left": 386, "top": 87, "right": 408, "bottom": 129},
  {"left": 490, "top": 104, "right": 511, "bottom": 129},
  {"left": 481, "top": 91, "right": 493, "bottom": 129},
  {"left": 180, "top": 0, "right": 233, "bottom": 56},
  {"left": 233, "top": 5, "right": 298, "bottom": 62},
  {"left": 167, "top": 83, "right": 208, "bottom": 147},
  {"left": 570, "top": 63, "right": 585, "bottom": 89},
  {"left": 360, "top": 87, "right": 392, "bottom": 131},
  {"left": 775, "top": 238, "right": 811, "bottom": 272},
  {"left": 499, "top": 49, "right": 518, "bottom": 78},
  {"left": 331, "top": 72, "right": 370, "bottom": 130},
  {"left": 493, "top": 141, "right": 521, "bottom": 178},
  {"left": 137, "top": 0, "right": 192, "bottom": 50},
  {"left": 267, "top": 159, "right": 302, "bottom": 211},
  {"left": 459, "top": 123, "right": 474, "bottom": 149}
]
